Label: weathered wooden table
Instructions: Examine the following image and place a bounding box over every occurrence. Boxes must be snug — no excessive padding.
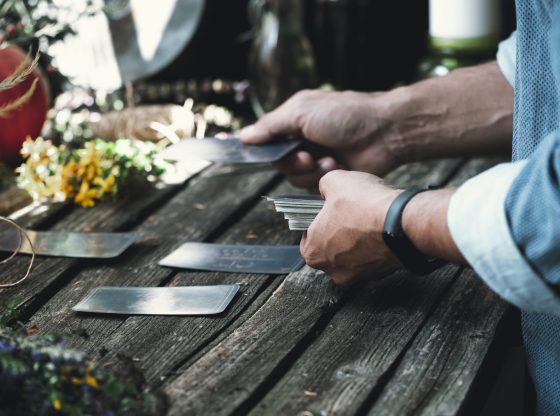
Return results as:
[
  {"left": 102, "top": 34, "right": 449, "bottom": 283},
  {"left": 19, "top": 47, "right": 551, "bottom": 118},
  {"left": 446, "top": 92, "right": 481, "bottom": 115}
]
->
[{"left": 0, "top": 157, "right": 518, "bottom": 415}]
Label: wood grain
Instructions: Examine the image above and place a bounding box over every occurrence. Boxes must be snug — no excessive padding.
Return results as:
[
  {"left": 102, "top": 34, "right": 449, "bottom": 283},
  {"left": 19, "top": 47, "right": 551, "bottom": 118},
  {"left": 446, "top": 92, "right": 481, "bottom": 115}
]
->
[
  {"left": 25, "top": 165, "right": 278, "bottom": 351},
  {"left": 248, "top": 266, "right": 461, "bottom": 416},
  {"left": 0, "top": 186, "right": 32, "bottom": 217},
  {"left": 163, "top": 159, "right": 462, "bottom": 415},
  {"left": 91, "top": 179, "right": 304, "bottom": 388},
  {"left": 246, "top": 157, "right": 508, "bottom": 416},
  {"left": 0, "top": 178, "right": 190, "bottom": 316},
  {"left": 366, "top": 270, "right": 508, "bottom": 416}
]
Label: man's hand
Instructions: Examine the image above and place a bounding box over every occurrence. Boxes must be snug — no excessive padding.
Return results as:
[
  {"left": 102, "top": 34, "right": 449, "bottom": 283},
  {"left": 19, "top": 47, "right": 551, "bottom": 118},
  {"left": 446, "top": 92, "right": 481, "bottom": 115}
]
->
[
  {"left": 301, "top": 170, "right": 465, "bottom": 285},
  {"left": 240, "top": 90, "right": 401, "bottom": 189},
  {"left": 241, "top": 62, "right": 514, "bottom": 190},
  {"left": 300, "top": 170, "right": 402, "bottom": 285}
]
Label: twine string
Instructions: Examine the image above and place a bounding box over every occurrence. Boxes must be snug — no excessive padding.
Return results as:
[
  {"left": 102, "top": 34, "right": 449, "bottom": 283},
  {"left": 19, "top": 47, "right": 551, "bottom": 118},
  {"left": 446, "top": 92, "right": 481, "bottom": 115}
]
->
[{"left": 0, "top": 216, "right": 35, "bottom": 288}]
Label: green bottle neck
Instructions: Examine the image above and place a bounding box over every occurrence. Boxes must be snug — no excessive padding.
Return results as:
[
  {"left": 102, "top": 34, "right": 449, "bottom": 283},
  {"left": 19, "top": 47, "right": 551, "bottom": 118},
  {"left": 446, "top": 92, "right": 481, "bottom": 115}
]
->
[{"left": 429, "top": 34, "right": 500, "bottom": 56}]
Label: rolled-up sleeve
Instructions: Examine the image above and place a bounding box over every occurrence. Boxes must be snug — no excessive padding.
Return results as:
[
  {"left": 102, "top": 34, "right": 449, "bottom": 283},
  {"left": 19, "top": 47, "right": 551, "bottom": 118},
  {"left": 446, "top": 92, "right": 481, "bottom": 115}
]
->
[
  {"left": 506, "top": 132, "right": 560, "bottom": 286},
  {"left": 496, "top": 31, "right": 517, "bottom": 87},
  {"left": 447, "top": 158, "right": 560, "bottom": 316}
]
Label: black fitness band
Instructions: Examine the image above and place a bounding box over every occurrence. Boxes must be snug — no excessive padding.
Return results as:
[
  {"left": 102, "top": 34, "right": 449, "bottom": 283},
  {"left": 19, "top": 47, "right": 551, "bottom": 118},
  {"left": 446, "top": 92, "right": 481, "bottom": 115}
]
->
[{"left": 382, "top": 187, "right": 446, "bottom": 275}]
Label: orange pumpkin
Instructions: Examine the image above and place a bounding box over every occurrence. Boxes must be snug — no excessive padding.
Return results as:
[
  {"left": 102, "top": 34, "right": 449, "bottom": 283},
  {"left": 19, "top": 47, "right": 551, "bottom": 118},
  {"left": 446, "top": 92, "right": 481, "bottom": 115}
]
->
[{"left": 0, "top": 44, "right": 50, "bottom": 163}]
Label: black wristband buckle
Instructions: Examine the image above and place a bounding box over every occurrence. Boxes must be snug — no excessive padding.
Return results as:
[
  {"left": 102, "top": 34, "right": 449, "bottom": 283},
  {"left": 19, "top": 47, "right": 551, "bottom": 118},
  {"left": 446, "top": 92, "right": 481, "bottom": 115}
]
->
[{"left": 382, "top": 187, "right": 446, "bottom": 275}]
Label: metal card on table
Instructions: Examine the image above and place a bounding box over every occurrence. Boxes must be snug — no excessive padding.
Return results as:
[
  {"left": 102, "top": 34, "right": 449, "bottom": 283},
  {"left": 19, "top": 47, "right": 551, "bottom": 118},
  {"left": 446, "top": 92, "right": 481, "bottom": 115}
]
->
[
  {"left": 72, "top": 285, "right": 239, "bottom": 315},
  {"left": 156, "top": 138, "right": 302, "bottom": 164},
  {"left": 159, "top": 242, "right": 305, "bottom": 274},
  {"left": 0, "top": 230, "right": 139, "bottom": 258}
]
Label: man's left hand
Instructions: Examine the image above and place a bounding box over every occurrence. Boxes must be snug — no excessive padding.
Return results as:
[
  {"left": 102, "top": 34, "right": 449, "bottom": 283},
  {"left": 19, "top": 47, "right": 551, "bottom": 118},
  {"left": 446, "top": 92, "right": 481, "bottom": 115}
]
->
[{"left": 300, "top": 170, "right": 403, "bottom": 285}]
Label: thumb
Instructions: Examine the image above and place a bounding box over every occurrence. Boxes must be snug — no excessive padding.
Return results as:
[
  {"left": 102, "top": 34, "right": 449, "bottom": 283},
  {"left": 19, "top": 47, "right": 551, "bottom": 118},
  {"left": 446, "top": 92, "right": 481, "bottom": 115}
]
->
[{"left": 240, "top": 104, "right": 302, "bottom": 144}]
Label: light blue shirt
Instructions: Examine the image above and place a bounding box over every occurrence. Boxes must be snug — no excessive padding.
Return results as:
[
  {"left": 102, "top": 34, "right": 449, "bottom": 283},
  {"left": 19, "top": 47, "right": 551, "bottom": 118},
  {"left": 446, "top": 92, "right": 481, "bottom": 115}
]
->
[{"left": 447, "top": 2, "right": 560, "bottom": 414}]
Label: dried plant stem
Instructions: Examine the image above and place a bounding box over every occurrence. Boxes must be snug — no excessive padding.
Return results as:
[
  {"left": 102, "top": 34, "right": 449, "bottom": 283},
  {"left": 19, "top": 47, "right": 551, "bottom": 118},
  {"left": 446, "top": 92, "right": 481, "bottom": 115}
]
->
[
  {"left": 0, "top": 49, "right": 40, "bottom": 90},
  {"left": 0, "top": 78, "right": 38, "bottom": 118},
  {"left": 0, "top": 216, "right": 35, "bottom": 288}
]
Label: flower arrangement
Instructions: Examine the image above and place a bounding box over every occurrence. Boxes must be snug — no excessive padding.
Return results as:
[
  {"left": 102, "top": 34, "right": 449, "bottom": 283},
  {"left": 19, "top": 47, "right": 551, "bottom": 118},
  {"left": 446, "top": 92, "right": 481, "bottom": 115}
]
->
[
  {"left": 16, "top": 136, "right": 169, "bottom": 207},
  {"left": 0, "top": 317, "right": 166, "bottom": 415}
]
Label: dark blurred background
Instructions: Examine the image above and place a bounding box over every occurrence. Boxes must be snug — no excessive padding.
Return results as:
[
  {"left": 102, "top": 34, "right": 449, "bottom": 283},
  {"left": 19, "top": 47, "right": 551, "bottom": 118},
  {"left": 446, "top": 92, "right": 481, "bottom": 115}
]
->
[{"left": 150, "top": 0, "right": 516, "bottom": 91}]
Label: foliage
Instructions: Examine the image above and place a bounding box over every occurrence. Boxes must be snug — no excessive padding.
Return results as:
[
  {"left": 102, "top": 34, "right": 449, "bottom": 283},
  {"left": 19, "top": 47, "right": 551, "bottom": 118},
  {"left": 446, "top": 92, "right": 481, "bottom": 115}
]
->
[
  {"left": 0, "top": 0, "right": 101, "bottom": 95},
  {"left": 16, "top": 136, "right": 170, "bottom": 207},
  {"left": 0, "top": 0, "right": 98, "bottom": 45},
  {"left": 0, "top": 326, "right": 166, "bottom": 415}
]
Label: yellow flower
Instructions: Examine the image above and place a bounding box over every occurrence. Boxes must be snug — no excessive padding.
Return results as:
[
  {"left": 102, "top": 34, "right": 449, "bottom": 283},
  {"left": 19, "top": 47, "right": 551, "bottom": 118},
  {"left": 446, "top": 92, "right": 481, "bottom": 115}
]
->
[
  {"left": 52, "top": 399, "right": 62, "bottom": 411},
  {"left": 71, "top": 376, "right": 83, "bottom": 385},
  {"left": 61, "top": 162, "right": 79, "bottom": 195},
  {"left": 74, "top": 181, "right": 97, "bottom": 207},
  {"left": 93, "top": 174, "right": 116, "bottom": 196},
  {"left": 85, "top": 375, "right": 99, "bottom": 389}
]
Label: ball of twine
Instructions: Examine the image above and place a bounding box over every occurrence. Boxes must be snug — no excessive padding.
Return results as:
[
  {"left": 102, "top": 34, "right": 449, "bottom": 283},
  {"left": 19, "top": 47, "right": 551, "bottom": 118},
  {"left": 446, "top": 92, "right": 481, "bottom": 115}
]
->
[
  {"left": 87, "top": 104, "right": 196, "bottom": 142},
  {"left": 0, "top": 216, "right": 35, "bottom": 288}
]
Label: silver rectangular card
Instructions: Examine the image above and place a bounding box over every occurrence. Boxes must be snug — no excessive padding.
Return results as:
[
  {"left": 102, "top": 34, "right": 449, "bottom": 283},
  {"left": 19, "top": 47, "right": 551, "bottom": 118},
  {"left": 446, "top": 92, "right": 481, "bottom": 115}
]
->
[
  {"left": 73, "top": 285, "right": 240, "bottom": 315},
  {"left": 159, "top": 242, "right": 305, "bottom": 274},
  {"left": 156, "top": 137, "right": 302, "bottom": 164},
  {"left": 0, "top": 230, "right": 139, "bottom": 258}
]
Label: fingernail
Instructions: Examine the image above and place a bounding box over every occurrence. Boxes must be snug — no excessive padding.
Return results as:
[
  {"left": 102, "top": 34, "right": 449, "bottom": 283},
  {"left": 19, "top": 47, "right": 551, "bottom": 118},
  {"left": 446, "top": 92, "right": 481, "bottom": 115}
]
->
[
  {"left": 239, "top": 125, "right": 256, "bottom": 140},
  {"left": 240, "top": 125, "right": 255, "bottom": 136},
  {"left": 319, "top": 158, "right": 335, "bottom": 172},
  {"left": 240, "top": 124, "right": 268, "bottom": 143}
]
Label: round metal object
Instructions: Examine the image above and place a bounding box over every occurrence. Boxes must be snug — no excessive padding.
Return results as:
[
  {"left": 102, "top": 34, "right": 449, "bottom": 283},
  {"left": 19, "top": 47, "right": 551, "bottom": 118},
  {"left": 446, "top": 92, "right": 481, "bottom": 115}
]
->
[{"left": 50, "top": 0, "right": 205, "bottom": 91}]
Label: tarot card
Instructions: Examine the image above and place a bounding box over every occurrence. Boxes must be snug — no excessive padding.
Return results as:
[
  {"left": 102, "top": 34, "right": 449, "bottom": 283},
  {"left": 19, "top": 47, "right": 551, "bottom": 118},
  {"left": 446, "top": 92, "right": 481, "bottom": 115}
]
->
[
  {"left": 159, "top": 242, "right": 305, "bottom": 274},
  {"left": 266, "top": 194, "right": 325, "bottom": 231},
  {"left": 156, "top": 137, "right": 302, "bottom": 164},
  {"left": 0, "top": 230, "right": 139, "bottom": 258},
  {"left": 73, "top": 285, "right": 240, "bottom": 315}
]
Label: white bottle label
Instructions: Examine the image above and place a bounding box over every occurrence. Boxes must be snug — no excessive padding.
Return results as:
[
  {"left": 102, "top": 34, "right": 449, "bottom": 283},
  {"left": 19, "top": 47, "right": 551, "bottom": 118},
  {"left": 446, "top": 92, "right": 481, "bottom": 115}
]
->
[{"left": 430, "top": 0, "right": 501, "bottom": 39}]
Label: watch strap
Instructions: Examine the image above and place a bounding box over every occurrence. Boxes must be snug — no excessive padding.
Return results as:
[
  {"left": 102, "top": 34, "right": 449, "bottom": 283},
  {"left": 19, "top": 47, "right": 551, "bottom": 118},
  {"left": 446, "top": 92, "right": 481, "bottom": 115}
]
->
[{"left": 382, "top": 187, "right": 446, "bottom": 275}]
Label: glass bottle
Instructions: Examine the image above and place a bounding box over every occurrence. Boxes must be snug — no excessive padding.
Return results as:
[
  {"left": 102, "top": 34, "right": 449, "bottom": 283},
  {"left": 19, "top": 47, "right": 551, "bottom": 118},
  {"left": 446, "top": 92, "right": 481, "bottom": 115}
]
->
[
  {"left": 417, "top": 0, "right": 501, "bottom": 79},
  {"left": 248, "top": 0, "right": 317, "bottom": 117}
]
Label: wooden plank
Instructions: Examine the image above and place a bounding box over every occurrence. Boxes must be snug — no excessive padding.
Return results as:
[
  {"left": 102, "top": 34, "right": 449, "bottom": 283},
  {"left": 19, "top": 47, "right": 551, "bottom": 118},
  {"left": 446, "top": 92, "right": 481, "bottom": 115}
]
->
[
  {"left": 164, "top": 264, "right": 340, "bottom": 416},
  {"left": 366, "top": 270, "right": 508, "bottom": 416},
  {"left": 25, "top": 165, "right": 279, "bottom": 353},
  {"left": 246, "top": 157, "right": 507, "bottom": 415},
  {"left": 0, "top": 186, "right": 32, "bottom": 217},
  {"left": 45, "top": 158, "right": 462, "bottom": 390},
  {"left": 247, "top": 266, "right": 461, "bottom": 416},
  {"left": 363, "top": 157, "right": 511, "bottom": 415},
  {"left": 162, "top": 159, "right": 462, "bottom": 415},
  {"left": 445, "top": 157, "right": 507, "bottom": 186},
  {"left": 384, "top": 158, "right": 463, "bottom": 187},
  {"left": 0, "top": 175, "right": 191, "bottom": 316},
  {"left": 94, "top": 179, "right": 303, "bottom": 387}
]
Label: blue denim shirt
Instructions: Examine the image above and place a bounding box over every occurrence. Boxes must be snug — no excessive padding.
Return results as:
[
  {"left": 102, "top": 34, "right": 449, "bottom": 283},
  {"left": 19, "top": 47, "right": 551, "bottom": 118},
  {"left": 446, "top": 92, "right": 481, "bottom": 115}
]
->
[{"left": 506, "top": 1, "right": 560, "bottom": 414}]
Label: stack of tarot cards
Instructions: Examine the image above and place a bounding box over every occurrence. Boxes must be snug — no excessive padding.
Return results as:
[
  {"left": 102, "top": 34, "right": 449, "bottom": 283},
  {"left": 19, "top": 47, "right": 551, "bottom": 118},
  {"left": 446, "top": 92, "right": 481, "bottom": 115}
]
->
[{"left": 267, "top": 195, "right": 325, "bottom": 231}]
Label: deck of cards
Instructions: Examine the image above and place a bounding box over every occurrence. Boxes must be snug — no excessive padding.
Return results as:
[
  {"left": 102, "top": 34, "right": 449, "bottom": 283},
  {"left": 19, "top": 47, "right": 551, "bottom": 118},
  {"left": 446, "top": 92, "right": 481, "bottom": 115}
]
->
[
  {"left": 156, "top": 137, "right": 302, "bottom": 164},
  {"left": 267, "top": 195, "right": 325, "bottom": 231}
]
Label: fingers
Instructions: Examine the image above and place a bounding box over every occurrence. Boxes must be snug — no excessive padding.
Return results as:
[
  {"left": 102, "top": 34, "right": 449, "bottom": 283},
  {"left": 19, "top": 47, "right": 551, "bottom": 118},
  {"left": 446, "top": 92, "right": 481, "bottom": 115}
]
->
[
  {"left": 274, "top": 151, "right": 317, "bottom": 175},
  {"left": 318, "top": 168, "right": 344, "bottom": 198},
  {"left": 239, "top": 124, "right": 276, "bottom": 144},
  {"left": 322, "top": 267, "right": 364, "bottom": 286},
  {"left": 240, "top": 99, "right": 302, "bottom": 144},
  {"left": 275, "top": 153, "right": 340, "bottom": 189}
]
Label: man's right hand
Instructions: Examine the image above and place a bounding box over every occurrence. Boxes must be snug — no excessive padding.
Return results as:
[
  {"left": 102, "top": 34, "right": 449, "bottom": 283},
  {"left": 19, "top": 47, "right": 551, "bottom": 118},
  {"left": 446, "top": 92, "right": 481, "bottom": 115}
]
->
[
  {"left": 240, "top": 89, "right": 402, "bottom": 189},
  {"left": 240, "top": 62, "right": 514, "bottom": 190}
]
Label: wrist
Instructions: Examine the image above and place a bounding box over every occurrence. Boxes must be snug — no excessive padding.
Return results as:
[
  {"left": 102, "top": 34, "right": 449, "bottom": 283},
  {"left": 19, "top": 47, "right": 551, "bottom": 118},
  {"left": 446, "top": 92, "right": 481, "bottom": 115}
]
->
[
  {"left": 374, "top": 85, "right": 424, "bottom": 164},
  {"left": 401, "top": 188, "right": 466, "bottom": 264}
]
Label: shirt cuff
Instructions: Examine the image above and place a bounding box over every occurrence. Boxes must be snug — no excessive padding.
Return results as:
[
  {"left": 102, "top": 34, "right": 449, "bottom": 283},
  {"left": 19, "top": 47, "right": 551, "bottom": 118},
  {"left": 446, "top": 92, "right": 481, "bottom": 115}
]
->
[
  {"left": 496, "top": 31, "right": 517, "bottom": 87},
  {"left": 448, "top": 161, "right": 560, "bottom": 315}
]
